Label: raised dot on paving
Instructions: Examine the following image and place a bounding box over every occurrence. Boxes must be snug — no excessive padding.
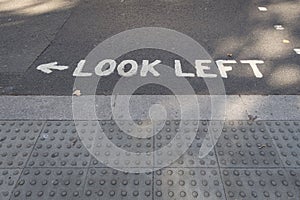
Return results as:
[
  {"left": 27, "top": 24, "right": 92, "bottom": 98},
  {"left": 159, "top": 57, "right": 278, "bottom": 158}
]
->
[
  {"left": 0, "top": 169, "right": 21, "bottom": 200},
  {"left": 154, "top": 120, "right": 218, "bottom": 168},
  {"left": 10, "top": 168, "right": 87, "bottom": 200},
  {"left": 264, "top": 121, "right": 300, "bottom": 167},
  {"left": 0, "top": 121, "right": 44, "bottom": 168},
  {"left": 83, "top": 168, "right": 153, "bottom": 199},
  {"left": 215, "top": 121, "right": 282, "bottom": 167},
  {"left": 26, "top": 121, "right": 91, "bottom": 167},
  {"left": 88, "top": 120, "right": 154, "bottom": 168},
  {"left": 221, "top": 169, "right": 300, "bottom": 199},
  {"left": 154, "top": 168, "right": 225, "bottom": 199}
]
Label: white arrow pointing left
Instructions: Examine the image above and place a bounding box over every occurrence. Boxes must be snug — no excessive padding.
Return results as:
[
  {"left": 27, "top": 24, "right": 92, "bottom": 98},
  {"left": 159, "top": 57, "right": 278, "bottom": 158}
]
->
[{"left": 36, "top": 62, "right": 69, "bottom": 74}]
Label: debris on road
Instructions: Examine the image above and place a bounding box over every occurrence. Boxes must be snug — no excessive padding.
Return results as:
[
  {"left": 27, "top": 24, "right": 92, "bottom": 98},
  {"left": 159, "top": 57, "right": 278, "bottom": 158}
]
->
[
  {"left": 248, "top": 114, "right": 258, "bottom": 121},
  {"left": 258, "top": 144, "right": 266, "bottom": 149},
  {"left": 282, "top": 39, "right": 290, "bottom": 44},
  {"left": 73, "top": 89, "right": 81, "bottom": 96},
  {"left": 274, "top": 25, "right": 284, "bottom": 30},
  {"left": 227, "top": 53, "right": 233, "bottom": 58}
]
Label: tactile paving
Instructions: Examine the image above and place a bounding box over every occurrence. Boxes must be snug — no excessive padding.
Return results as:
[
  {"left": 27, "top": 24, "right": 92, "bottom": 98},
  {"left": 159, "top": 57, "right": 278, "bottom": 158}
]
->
[
  {"left": 79, "top": 120, "right": 219, "bottom": 169},
  {"left": 10, "top": 168, "right": 87, "bottom": 200},
  {"left": 83, "top": 168, "right": 153, "bottom": 199},
  {"left": 221, "top": 168, "right": 300, "bottom": 199},
  {"left": 265, "top": 121, "right": 300, "bottom": 168},
  {"left": 27, "top": 121, "right": 91, "bottom": 167},
  {"left": 2, "top": 119, "right": 300, "bottom": 200},
  {"left": 0, "top": 121, "right": 44, "bottom": 168},
  {"left": 0, "top": 169, "right": 21, "bottom": 200},
  {"left": 215, "top": 121, "right": 283, "bottom": 167},
  {"left": 154, "top": 121, "right": 218, "bottom": 167},
  {"left": 87, "top": 120, "right": 154, "bottom": 168},
  {"left": 154, "top": 168, "right": 225, "bottom": 199}
]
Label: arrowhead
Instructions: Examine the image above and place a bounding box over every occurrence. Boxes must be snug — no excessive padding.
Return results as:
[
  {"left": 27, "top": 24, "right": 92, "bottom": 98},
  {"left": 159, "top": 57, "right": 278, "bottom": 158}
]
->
[{"left": 37, "top": 62, "right": 69, "bottom": 74}]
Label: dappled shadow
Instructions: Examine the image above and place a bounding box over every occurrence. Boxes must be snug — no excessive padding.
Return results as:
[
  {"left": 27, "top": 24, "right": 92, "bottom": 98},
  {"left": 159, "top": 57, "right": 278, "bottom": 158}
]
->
[
  {"left": 0, "top": 0, "right": 79, "bottom": 87},
  {"left": 208, "top": 0, "right": 300, "bottom": 94},
  {"left": 0, "top": 0, "right": 78, "bottom": 16},
  {"left": 0, "top": 0, "right": 299, "bottom": 95}
]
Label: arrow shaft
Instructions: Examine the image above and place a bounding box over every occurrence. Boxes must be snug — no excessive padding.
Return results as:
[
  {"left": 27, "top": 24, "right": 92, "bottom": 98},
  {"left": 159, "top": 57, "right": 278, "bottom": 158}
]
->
[{"left": 37, "top": 62, "right": 69, "bottom": 74}]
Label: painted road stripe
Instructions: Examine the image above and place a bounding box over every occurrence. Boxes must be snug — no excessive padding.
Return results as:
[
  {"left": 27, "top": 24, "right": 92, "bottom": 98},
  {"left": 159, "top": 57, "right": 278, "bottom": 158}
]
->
[
  {"left": 294, "top": 48, "right": 300, "bottom": 55},
  {"left": 257, "top": 7, "right": 267, "bottom": 11},
  {"left": 0, "top": 95, "right": 299, "bottom": 120}
]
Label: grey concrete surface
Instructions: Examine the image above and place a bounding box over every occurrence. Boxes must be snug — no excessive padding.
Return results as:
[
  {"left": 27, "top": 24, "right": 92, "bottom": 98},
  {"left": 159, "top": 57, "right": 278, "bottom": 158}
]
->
[{"left": 0, "top": 95, "right": 299, "bottom": 120}]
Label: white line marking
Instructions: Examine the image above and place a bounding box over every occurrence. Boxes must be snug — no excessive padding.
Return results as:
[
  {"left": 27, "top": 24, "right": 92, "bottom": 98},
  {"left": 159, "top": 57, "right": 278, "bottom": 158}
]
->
[
  {"left": 215, "top": 60, "right": 236, "bottom": 78},
  {"left": 174, "top": 60, "right": 195, "bottom": 77},
  {"left": 94, "top": 59, "right": 116, "bottom": 76},
  {"left": 258, "top": 7, "right": 268, "bottom": 11},
  {"left": 73, "top": 60, "right": 92, "bottom": 77},
  {"left": 194, "top": 60, "right": 217, "bottom": 78},
  {"left": 36, "top": 62, "right": 69, "bottom": 74},
  {"left": 294, "top": 48, "right": 300, "bottom": 54},
  {"left": 240, "top": 60, "right": 264, "bottom": 78},
  {"left": 140, "top": 60, "right": 161, "bottom": 77},
  {"left": 117, "top": 60, "right": 138, "bottom": 77}
]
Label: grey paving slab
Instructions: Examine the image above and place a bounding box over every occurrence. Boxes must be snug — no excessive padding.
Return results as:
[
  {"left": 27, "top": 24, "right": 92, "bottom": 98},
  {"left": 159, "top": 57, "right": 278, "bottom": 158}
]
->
[
  {"left": 0, "top": 121, "right": 44, "bottom": 168},
  {"left": 0, "top": 169, "right": 21, "bottom": 200},
  {"left": 10, "top": 168, "right": 87, "bottom": 200},
  {"left": 264, "top": 121, "right": 300, "bottom": 168},
  {"left": 221, "top": 168, "right": 300, "bottom": 200},
  {"left": 87, "top": 120, "right": 154, "bottom": 169},
  {"left": 87, "top": 120, "right": 219, "bottom": 170},
  {"left": 154, "top": 121, "right": 218, "bottom": 168},
  {"left": 26, "top": 121, "right": 91, "bottom": 168},
  {"left": 153, "top": 120, "right": 198, "bottom": 168},
  {"left": 154, "top": 168, "right": 225, "bottom": 199},
  {"left": 98, "top": 120, "right": 154, "bottom": 153},
  {"left": 83, "top": 168, "right": 153, "bottom": 200},
  {"left": 215, "top": 121, "right": 283, "bottom": 168}
]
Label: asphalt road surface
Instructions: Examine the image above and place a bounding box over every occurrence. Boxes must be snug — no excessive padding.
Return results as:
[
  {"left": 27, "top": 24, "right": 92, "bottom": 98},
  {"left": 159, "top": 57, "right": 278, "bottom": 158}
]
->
[{"left": 0, "top": 0, "right": 299, "bottom": 95}]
